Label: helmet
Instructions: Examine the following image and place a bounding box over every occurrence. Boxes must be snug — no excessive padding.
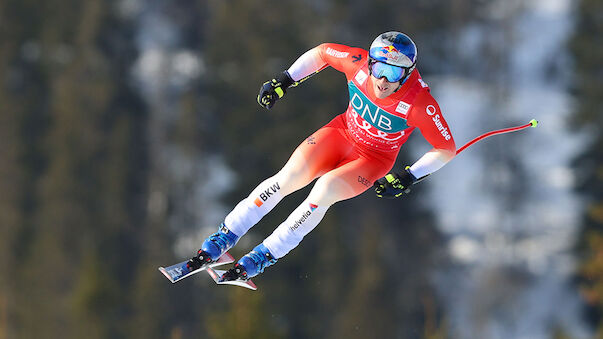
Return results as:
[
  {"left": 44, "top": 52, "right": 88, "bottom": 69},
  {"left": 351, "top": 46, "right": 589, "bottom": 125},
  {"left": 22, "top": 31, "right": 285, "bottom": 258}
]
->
[{"left": 368, "top": 32, "right": 417, "bottom": 82}]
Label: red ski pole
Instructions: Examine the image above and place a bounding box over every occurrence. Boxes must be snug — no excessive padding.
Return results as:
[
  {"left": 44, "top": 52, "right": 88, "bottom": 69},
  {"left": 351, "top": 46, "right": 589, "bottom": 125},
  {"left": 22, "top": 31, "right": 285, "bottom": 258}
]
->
[
  {"left": 455, "top": 119, "right": 538, "bottom": 155},
  {"left": 409, "top": 119, "right": 538, "bottom": 185}
]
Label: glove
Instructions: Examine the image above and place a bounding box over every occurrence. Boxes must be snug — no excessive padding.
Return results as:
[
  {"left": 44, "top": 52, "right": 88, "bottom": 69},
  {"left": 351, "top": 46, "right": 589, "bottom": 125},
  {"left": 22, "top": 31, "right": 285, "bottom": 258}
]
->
[
  {"left": 374, "top": 167, "right": 418, "bottom": 198},
  {"left": 257, "top": 71, "right": 295, "bottom": 109}
]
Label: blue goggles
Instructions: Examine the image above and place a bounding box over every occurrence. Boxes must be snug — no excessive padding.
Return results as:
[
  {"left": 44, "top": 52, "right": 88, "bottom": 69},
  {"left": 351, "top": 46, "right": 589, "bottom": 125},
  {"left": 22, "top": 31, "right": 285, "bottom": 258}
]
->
[{"left": 368, "top": 59, "right": 408, "bottom": 83}]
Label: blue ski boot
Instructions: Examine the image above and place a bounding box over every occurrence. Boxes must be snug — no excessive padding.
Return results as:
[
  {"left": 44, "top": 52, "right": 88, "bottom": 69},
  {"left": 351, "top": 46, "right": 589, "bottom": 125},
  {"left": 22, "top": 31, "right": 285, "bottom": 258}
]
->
[
  {"left": 220, "top": 243, "right": 277, "bottom": 281},
  {"left": 187, "top": 223, "right": 239, "bottom": 270}
]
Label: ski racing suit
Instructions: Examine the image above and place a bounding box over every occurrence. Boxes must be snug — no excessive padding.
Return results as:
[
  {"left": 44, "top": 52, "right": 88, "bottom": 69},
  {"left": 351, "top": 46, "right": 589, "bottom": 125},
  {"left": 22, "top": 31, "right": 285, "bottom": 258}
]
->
[{"left": 223, "top": 43, "right": 456, "bottom": 259}]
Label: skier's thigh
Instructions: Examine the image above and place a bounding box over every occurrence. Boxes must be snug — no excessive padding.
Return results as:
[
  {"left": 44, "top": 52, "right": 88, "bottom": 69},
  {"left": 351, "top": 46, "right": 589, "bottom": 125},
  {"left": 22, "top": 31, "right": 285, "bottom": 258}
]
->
[
  {"left": 275, "top": 127, "right": 349, "bottom": 195},
  {"left": 308, "top": 157, "right": 388, "bottom": 206}
]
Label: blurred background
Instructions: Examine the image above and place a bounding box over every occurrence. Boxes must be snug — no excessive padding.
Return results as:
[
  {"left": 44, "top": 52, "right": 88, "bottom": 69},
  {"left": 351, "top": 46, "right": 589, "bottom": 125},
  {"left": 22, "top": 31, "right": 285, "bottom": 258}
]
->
[{"left": 0, "top": 0, "right": 601, "bottom": 338}]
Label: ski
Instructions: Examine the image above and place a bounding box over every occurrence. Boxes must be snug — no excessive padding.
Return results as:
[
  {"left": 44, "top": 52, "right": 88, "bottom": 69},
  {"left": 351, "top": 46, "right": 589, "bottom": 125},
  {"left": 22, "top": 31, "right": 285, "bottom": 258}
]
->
[
  {"left": 206, "top": 267, "right": 258, "bottom": 291},
  {"left": 159, "top": 252, "right": 234, "bottom": 283}
]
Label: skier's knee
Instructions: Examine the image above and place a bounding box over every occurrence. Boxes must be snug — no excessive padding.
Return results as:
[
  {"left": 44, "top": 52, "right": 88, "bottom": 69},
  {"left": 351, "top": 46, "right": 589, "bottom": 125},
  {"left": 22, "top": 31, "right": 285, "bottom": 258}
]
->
[{"left": 308, "top": 175, "right": 352, "bottom": 207}]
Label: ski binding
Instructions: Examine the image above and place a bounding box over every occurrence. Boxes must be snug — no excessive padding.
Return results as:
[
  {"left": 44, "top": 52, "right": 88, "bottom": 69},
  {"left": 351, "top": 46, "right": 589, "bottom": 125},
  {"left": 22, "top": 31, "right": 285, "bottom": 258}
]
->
[
  {"left": 159, "top": 252, "right": 234, "bottom": 283},
  {"left": 206, "top": 267, "right": 258, "bottom": 290}
]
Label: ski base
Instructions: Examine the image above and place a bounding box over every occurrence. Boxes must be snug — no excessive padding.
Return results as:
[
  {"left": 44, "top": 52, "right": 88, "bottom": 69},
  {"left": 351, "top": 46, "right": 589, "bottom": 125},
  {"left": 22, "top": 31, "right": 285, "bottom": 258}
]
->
[
  {"left": 206, "top": 267, "right": 258, "bottom": 291},
  {"left": 159, "top": 252, "right": 234, "bottom": 283}
]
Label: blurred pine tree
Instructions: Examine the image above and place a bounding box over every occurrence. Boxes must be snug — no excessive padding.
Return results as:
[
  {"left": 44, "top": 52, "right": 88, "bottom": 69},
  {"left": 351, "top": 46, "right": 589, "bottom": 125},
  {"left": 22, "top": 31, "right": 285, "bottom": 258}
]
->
[
  {"left": 0, "top": 0, "right": 164, "bottom": 337},
  {"left": 572, "top": 0, "right": 603, "bottom": 334}
]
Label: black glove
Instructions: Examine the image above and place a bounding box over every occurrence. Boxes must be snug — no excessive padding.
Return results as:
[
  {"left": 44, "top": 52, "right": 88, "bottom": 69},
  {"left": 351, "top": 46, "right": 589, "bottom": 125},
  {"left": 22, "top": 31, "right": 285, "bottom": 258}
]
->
[
  {"left": 374, "top": 167, "right": 418, "bottom": 198},
  {"left": 257, "top": 71, "right": 295, "bottom": 109}
]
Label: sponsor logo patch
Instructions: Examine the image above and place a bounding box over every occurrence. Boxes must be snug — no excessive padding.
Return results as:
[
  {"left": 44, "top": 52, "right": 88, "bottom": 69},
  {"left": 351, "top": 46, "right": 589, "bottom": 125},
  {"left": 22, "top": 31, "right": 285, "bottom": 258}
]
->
[
  {"left": 349, "top": 82, "right": 408, "bottom": 133},
  {"left": 374, "top": 45, "right": 404, "bottom": 61},
  {"left": 355, "top": 70, "right": 368, "bottom": 85},
  {"left": 425, "top": 105, "right": 451, "bottom": 141},
  {"left": 395, "top": 101, "right": 411, "bottom": 115},
  {"left": 358, "top": 176, "right": 371, "bottom": 187},
  {"left": 326, "top": 47, "right": 349, "bottom": 58},
  {"left": 289, "top": 203, "right": 318, "bottom": 231},
  {"left": 432, "top": 114, "right": 452, "bottom": 140},
  {"left": 254, "top": 182, "right": 281, "bottom": 207}
]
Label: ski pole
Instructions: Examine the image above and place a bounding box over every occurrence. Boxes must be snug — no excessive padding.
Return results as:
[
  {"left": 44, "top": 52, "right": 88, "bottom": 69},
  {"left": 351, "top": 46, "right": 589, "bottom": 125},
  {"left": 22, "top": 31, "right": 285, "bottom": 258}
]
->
[
  {"left": 455, "top": 119, "right": 538, "bottom": 155},
  {"left": 412, "top": 119, "right": 538, "bottom": 184},
  {"left": 409, "top": 119, "right": 538, "bottom": 185}
]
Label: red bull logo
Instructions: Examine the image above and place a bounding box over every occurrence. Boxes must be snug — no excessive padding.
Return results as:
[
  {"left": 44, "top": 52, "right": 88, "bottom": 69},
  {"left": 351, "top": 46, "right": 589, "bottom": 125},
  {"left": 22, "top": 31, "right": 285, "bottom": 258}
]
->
[{"left": 377, "top": 45, "right": 402, "bottom": 59}]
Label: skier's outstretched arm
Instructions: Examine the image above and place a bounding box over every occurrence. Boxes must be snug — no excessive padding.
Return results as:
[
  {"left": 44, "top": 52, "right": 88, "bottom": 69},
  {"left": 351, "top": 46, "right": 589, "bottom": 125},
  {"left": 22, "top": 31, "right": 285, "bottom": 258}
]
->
[
  {"left": 257, "top": 43, "right": 365, "bottom": 109},
  {"left": 374, "top": 92, "right": 456, "bottom": 198}
]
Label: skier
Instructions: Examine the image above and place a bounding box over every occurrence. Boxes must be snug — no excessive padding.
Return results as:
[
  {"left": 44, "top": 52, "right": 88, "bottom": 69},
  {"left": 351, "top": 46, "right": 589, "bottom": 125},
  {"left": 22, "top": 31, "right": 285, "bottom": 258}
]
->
[{"left": 187, "top": 31, "right": 456, "bottom": 282}]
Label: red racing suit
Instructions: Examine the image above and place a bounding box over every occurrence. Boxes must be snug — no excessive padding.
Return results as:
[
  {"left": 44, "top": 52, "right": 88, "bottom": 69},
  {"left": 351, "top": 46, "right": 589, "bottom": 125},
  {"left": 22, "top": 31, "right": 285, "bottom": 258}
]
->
[
  {"left": 284, "top": 43, "right": 456, "bottom": 198},
  {"left": 223, "top": 43, "right": 457, "bottom": 258}
]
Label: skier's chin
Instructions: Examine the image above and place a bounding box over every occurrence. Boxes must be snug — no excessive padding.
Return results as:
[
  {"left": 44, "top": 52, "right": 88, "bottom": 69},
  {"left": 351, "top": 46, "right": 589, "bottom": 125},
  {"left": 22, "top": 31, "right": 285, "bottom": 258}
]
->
[{"left": 375, "top": 90, "right": 390, "bottom": 99}]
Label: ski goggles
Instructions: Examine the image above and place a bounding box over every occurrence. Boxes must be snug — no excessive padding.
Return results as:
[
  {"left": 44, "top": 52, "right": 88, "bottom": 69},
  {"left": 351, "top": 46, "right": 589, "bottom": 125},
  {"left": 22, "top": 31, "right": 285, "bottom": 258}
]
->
[{"left": 368, "top": 59, "right": 410, "bottom": 83}]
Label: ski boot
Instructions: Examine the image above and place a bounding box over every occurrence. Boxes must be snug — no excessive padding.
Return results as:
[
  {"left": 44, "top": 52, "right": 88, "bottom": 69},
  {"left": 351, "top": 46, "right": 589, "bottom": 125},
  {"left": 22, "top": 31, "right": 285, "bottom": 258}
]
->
[
  {"left": 221, "top": 243, "right": 277, "bottom": 282},
  {"left": 187, "top": 223, "right": 239, "bottom": 270}
]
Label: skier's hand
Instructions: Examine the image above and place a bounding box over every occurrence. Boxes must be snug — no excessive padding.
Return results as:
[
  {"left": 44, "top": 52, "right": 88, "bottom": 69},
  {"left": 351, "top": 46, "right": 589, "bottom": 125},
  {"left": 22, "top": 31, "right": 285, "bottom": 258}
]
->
[
  {"left": 257, "top": 71, "right": 295, "bottom": 109},
  {"left": 374, "top": 167, "right": 417, "bottom": 199}
]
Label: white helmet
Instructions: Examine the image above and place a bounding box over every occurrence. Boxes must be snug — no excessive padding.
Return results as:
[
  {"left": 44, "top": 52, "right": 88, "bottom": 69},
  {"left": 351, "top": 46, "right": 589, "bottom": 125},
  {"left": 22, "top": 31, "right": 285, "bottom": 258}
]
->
[{"left": 368, "top": 32, "right": 417, "bottom": 82}]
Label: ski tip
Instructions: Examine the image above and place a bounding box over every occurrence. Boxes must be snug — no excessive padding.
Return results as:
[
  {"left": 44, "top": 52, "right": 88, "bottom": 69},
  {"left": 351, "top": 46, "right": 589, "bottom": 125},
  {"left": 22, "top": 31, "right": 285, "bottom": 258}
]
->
[
  {"left": 158, "top": 267, "right": 177, "bottom": 283},
  {"left": 246, "top": 279, "right": 258, "bottom": 290},
  {"left": 529, "top": 119, "right": 538, "bottom": 128},
  {"left": 219, "top": 252, "right": 235, "bottom": 264}
]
